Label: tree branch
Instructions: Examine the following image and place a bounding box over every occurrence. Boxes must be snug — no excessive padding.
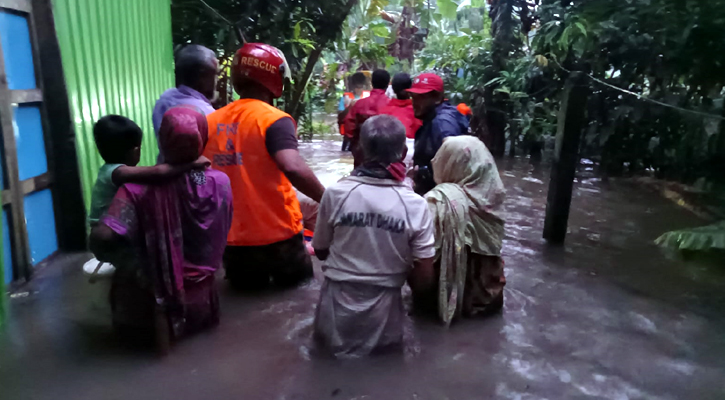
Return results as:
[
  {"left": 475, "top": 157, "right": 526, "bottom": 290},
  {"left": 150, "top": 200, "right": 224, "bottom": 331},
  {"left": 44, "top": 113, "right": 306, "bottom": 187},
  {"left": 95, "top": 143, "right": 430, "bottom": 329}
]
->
[{"left": 286, "top": 0, "right": 359, "bottom": 120}]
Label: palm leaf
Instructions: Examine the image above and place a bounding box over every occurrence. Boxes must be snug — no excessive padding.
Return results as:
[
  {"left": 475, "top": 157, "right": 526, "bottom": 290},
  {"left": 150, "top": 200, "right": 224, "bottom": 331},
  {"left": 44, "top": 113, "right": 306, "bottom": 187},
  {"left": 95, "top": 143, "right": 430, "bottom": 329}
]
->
[{"left": 655, "top": 221, "right": 725, "bottom": 252}]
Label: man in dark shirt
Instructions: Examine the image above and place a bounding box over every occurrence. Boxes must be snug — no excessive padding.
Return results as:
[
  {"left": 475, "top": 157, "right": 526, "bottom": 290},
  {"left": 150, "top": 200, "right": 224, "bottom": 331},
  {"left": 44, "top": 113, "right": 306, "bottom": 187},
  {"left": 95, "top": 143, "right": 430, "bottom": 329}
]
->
[{"left": 407, "top": 73, "right": 469, "bottom": 194}]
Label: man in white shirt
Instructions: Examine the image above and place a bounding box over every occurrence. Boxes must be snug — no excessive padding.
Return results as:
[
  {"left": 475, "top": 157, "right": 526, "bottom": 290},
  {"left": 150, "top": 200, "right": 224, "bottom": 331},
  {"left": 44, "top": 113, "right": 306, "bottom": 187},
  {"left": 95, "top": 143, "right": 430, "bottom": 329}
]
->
[{"left": 312, "top": 115, "right": 436, "bottom": 358}]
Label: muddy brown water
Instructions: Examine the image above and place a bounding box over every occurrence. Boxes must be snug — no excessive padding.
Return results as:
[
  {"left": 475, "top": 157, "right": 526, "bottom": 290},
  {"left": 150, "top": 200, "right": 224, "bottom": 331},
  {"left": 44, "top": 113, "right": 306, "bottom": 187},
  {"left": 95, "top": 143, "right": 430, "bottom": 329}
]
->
[{"left": 1, "top": 139, "right": 724, "bottom": 400}]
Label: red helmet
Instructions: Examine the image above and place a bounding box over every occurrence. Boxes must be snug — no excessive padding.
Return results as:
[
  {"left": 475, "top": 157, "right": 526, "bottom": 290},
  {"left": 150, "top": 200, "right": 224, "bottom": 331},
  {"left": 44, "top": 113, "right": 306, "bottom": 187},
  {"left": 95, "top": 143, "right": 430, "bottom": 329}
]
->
[{"left": 231, "top": 43, "right": 291, "bottom": 98}]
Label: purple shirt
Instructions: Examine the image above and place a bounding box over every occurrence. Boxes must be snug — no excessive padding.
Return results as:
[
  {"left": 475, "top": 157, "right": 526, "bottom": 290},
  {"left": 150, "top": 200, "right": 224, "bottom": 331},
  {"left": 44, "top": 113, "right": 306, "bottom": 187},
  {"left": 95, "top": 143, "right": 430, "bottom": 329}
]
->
[{"left": 152, "top": 85, "right": 215, "bottom": 162}]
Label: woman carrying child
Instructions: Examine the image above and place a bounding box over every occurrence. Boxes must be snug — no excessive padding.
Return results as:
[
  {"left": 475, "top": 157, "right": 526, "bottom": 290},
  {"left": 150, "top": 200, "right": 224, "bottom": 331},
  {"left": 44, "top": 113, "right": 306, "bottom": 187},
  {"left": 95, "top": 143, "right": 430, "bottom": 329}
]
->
[{"left": 90, "top": 106, "right": 233, "bottom": 351}]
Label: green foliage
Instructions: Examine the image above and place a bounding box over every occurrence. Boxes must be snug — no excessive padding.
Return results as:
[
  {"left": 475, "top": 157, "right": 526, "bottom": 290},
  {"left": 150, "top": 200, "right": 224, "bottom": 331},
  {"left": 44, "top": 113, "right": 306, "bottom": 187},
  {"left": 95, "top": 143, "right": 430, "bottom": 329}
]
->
[
  {"left": 171, "top": 0, "right": 356, "bottom": 117},
  {"left": 656, "top": 221, "right": 725, "bottom": 253},
  {"left": 532, "top": 0, "right": 725, "bottom": 183},
  {"left": 436, "top": 0, "right": 458, "bottom": 20},
  {"left": 287, "top": 19, "right": 318, "bottom": 58},
  {"left": 416, "top": 0, "right": 557, "bottom": 151},
  {"left": 418, "top": 30, "right": 490, "bottom": 74},
  {"left": 170, "top": 0, "right": 725, "bottom": 186},
  {"left": 330, "top": 0, "right": 397, "bottom": 70},
  {"left": 348, "top": 21, "right": 393, "bottom": 67},
  {"left": 172, "top": 0, "right": 351, "bottom": 67}
]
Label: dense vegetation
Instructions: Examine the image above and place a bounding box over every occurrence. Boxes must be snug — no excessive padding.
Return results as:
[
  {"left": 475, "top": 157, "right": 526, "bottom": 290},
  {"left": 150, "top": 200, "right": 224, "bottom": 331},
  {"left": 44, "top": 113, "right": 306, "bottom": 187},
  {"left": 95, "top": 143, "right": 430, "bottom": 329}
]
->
[{"left": 171, "top": 0, "right": 725, "bottom": 189}]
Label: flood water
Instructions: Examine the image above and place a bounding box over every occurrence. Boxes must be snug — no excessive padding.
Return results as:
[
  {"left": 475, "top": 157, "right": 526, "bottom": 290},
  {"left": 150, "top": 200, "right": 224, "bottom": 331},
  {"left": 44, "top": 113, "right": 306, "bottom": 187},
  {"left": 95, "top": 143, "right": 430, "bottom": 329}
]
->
[{"left": 1, "top": 139, "right": 725, "bottom": 400}]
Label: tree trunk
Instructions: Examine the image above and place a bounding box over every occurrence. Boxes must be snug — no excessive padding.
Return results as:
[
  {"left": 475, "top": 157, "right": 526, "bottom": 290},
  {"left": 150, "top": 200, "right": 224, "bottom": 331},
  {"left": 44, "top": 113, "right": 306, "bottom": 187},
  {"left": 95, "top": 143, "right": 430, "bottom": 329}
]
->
[
  {"left": 470, "top": 93, "right": 490, "bottom": 143},
  {"left": 483, "top": 87, "right": 508, "bottom": 156},
  {"left": 288, "top": 47, "right": 324, "bottom": 121},
  {"left": 509, "top": 118, "right": 517, "bottom": 157},
  {"left": 485, "top": 0, "right": 516, "bottom": 157},
  {"left": 286, "top": 0, "right": 359, "bottom": 120},
  {"left": 543, "top": 72, "right": 589, "bottom": 243}
]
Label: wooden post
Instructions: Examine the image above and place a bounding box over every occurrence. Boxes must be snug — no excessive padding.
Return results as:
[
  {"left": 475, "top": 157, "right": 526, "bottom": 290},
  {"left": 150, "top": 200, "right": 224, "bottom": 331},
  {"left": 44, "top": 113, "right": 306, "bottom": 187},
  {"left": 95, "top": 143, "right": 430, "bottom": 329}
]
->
[
  {"left": 32, "top": 0, "right": 87, "bottom": 252},
  {"left": 0, "top": 19, "right": 33, "bottom": 282},
  {"left": 543, "top": 72, "right": 588, "bottom": 243}
]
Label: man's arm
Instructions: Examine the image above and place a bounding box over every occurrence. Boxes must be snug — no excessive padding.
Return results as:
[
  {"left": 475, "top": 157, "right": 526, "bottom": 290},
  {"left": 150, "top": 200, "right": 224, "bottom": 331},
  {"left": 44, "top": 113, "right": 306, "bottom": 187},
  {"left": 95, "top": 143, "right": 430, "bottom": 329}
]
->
[
  {"left": 312, "top": 189, "right": 334, "bottom": 260},
  {"left": 274, "top": 150, "right": 325, "bottom": 203},
  {"left": 266, "top": 117, "right": 325, "bottom": 203},
  {"left": 112, "top": 156, "right": 210, "bottom": 186},
  {"left": 408, "top": 257, "right": 435, "bottom": 293},
  {"left": 408, "top": 199, "right": 437, "bottom": 293},
  {"left": 315, "top": 249, "right": 330, "bottom": 261}
]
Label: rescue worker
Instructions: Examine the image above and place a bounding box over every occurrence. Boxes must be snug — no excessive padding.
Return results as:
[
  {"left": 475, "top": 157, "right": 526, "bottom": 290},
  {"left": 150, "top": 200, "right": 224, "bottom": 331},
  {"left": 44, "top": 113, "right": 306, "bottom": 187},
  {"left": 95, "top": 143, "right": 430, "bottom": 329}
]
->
[
  {"left": 408, "top": 73, "right": 469, "bottom": 195},
  {"left": 380, "top": 73, "right": 422, "bottom": 139},
  {"left": 338, "top": 72, "right": 368, "bottom": 151},
  {"left": 344, "top": 69, "right": 391, "bottom": 167},
  {"left": 204, "top": 43, "right": 325, "bottom": 290}
]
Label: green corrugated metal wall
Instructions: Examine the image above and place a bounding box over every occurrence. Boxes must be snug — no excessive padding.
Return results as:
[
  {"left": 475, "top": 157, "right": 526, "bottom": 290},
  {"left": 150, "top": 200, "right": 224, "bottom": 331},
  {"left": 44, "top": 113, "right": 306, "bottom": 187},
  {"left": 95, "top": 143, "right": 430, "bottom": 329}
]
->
[{"left": 52, "top": 0, "right": 175, "bottom": 209}]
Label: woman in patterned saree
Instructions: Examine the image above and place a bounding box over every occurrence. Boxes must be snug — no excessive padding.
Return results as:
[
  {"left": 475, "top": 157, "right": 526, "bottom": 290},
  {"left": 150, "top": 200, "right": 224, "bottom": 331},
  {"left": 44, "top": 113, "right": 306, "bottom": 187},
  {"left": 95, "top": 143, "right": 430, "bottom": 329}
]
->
[
  {"left": 413, "top": 136, "right": 507, "bottom": 326},
  {"left": 91, "top": 106, "right": 233, "bottom": 351}
]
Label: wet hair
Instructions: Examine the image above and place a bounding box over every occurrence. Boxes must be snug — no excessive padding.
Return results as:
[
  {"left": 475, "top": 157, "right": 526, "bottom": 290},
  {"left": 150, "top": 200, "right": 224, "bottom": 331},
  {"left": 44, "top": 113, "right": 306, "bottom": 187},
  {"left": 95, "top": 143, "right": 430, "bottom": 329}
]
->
[
  {"left": 175, "top": 45, "right": 217, "bottom": 87},
  {"left": 349, "top": 72, "right": 367, "bottom": 89},
  {"left": 391, "top": 72, "right": 412, "bottom": 99},
  {"left": 371, "top": 69, "right": 391, "bottom": 90},
  {"left": 360, "top": 115, "right": 406, "bottom": 164},
  {"left": 93, "top": 115, "right": 142, "bottom": 164}
]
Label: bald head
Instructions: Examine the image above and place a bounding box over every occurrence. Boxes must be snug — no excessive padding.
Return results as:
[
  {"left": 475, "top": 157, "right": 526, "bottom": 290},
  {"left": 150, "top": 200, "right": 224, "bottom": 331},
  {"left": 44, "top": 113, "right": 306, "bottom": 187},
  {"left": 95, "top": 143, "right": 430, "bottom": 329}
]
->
[{"left": 175, "top": 45, "right": 218, "bottom": 100}]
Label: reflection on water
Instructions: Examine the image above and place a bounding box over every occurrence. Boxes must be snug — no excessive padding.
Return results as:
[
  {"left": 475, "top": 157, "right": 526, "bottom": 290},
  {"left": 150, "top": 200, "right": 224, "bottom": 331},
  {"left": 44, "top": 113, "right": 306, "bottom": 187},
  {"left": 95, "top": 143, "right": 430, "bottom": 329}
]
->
[
  {"left": 299, "top": 139, "right": 354, "bottom": 187},
  {"left": 2, "top": 139, "right": 724, "bottom": 400},
  {"left": 298, "top": 138, "right": 416, "bottom": 188},
  {"left": 291, "top": 139, "right": 725, "bottom": 399}
]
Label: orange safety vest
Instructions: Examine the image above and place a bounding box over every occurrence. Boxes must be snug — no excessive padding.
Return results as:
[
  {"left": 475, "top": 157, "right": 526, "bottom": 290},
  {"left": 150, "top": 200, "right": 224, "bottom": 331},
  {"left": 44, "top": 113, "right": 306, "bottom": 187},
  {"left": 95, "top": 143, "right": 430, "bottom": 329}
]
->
[{"left": 205, "top": 98, "right": 303, "bottom": 247}]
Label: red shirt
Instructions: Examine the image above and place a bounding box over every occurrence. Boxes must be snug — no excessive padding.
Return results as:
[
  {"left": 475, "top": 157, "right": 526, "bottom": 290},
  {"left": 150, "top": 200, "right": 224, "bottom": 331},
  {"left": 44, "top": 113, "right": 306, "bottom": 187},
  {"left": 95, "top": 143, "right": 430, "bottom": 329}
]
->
[
  {"left": 343, "top": 89, "right": 390, "bottom": 140},
  {"left": 381, "top": 99, "right": 422, "bottom": 139}
]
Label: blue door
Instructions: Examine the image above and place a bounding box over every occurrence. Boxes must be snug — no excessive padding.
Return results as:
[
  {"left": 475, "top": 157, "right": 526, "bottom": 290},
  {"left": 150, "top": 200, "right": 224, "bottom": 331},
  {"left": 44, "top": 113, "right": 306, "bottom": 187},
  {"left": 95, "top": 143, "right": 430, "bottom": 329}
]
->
[{"left": 0, "top": 2, "right": 59, "bottom": 283}]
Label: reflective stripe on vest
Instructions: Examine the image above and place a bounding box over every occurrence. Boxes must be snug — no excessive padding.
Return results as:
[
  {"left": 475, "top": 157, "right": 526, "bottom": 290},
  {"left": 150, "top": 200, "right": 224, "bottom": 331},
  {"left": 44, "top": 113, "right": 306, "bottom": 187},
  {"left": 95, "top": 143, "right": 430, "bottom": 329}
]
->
[{"left": 205, "top": 99, "right": 302, "bottom": 246}]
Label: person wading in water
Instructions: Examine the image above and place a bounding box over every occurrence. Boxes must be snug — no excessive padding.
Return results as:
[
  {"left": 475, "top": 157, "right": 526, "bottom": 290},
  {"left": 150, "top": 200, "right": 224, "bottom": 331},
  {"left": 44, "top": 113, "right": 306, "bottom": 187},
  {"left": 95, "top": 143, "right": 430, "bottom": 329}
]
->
[
  {"left": 344, "top": 69, "right": 391, "bottom": 167},
  {"left": 153, "top": 45, "right": 218, "bottom": 163},
  {"left": 380, "top": 72, "right": 422, "bottom": 139},
  {"left": 312, "top": 115, "right": 436, "bottom": 358},
  {"left": 338, "top": 72, "right": 368, "bottom": 152},
  {"left": 204, "top": 43, "right": 325, "bottom": 290},
  {"left": 407, "top": 73, "right": 469, "bottom": 195}
]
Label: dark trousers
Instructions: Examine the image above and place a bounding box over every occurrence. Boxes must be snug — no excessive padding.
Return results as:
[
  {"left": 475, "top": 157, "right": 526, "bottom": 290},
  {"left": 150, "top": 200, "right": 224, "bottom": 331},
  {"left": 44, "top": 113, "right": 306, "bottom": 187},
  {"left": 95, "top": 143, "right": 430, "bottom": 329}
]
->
[
  {"left": 223, "top": 233, "right": 313, "bottom": 291},
  {"left": 341, "top": 136, "right": 352, "bottom": 152}
]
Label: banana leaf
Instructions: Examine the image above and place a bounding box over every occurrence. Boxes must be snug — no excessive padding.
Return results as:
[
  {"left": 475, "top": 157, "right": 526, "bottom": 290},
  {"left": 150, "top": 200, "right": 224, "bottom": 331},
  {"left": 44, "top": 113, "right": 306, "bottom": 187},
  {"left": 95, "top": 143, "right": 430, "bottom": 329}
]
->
[{"left": 655, "top": 221, "right": 725, "bottom": 252}]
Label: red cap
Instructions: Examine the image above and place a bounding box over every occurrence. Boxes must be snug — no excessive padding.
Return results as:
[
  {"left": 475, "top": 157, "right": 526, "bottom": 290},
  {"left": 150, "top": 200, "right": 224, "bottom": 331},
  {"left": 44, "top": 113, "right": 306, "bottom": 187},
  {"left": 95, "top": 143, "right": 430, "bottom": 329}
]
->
[
  {"left": 407, "top": 73, "right": 444, "bottom": 94},
  {"left": 231, "top": 43, "right": 291, "bottom": 98}
]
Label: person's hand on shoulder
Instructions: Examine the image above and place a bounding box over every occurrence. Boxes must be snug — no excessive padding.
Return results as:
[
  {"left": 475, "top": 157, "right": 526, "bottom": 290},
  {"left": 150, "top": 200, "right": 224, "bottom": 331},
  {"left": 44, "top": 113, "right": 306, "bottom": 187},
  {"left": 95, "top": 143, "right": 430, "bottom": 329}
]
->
[{"left": 192, "top": 155, "right": 211, "bottom": 170}]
